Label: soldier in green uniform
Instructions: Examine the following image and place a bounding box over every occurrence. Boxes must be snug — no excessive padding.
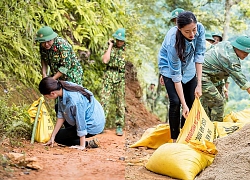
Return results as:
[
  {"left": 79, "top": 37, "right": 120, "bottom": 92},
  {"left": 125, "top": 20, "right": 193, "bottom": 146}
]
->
[
  {"left": 162, "top": 93, "right": 169, "bottom": 123},
  {"left": 170, "top": 8, "right": 185, "bottom": 24},
  {"left": 205, "top": 33, "right": 215, "bottom": 51},
  {"left": 35, "top": 26, "right": 83, "bottom": 85},
  {"left": 212, "top": 32, "right": 223, "bottom": 45},
  {"left": 201, "top": 35, "right": 250, "bottom": 122},
  {"left": 101, "top": 28, "right": 126, "bottom": 136},
  {"left": 205, "top": 33, "right": 215, "bottom": 45},
  {"left": 146, "top": 83, "right": 158, "bottom": 113},
  {"left": 202, "top": 32, "right": 216, "bottom": 119},
  {"left": 211, "top": 31, "right": 229, "bottom": 101}
]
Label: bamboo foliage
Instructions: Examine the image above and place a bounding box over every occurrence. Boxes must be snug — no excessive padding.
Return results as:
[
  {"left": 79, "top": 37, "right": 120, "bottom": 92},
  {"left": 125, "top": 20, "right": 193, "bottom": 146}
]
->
[
  {"left": 0, "top": 0, "right": 143, "bottom": 128},
  {"left": 0, "top": 0, "right": 140, "bottom": 91}
]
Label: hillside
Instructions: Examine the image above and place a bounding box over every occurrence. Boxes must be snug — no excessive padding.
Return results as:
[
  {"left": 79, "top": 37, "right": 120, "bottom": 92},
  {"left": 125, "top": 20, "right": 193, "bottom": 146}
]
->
[{"left": 125, "top": 61, "right": 161, "bottom": 130}]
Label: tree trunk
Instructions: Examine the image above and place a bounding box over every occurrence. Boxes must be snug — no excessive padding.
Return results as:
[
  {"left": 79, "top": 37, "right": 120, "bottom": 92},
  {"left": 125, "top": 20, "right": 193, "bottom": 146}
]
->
[{"left": 223, "top": 0, "right": 241, "bottom": 40}]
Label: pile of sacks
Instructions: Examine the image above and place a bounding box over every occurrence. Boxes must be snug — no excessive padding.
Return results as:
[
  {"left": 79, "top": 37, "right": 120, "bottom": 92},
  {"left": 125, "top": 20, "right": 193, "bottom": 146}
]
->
[{"left": 130, "top": 98, "right": 250, "bottom": 180}]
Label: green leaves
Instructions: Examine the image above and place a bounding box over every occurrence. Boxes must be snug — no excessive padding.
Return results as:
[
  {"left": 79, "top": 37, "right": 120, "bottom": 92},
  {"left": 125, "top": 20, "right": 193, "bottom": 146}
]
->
[
  {"left": 0, "top": 95, "right": 31, "bottom": 144},
  {"left": 0, "top": 0, "right": 141, "bottom": 130},
  {"left": 0, "top": 0, "right": 134, "bottom": 88}
]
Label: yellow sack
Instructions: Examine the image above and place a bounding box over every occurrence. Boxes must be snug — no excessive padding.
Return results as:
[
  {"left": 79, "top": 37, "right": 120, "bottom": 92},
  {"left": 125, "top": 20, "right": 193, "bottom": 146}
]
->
[
  {"left": 145, "top": 140, "right": 217, "bottom": 180},
  {"left": 130, "top": 124, "right": 172, "bottom": 149},
  {"left": 223, "top": 113, "right": 234, "bottom": 122},
  {"left": 177, "top": 98, "right": 214, "bottom": 144},
  {"left": 188, "top": 140, "right": 218, "bottom": 157},
  {"left": 223, "top": 108, "right": 250, "bottom": 123},
  {"left": 28, "top": 97, "right": 54, "bottom": 143},
  {"left": 214, "top": 121, "right": 247, "bottom": 138}
]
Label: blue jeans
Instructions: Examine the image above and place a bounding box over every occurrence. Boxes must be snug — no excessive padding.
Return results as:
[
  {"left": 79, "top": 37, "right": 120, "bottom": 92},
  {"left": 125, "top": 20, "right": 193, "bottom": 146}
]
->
[{"left": 163, "top": 75, "right": 197, "bottom": 139}]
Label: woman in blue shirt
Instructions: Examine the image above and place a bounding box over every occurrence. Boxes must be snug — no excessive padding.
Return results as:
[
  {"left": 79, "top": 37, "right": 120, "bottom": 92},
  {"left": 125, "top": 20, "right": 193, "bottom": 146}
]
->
[
  {"left": 158, "top": 11, "right": 206, "bottom": 142},
  {"left": 39, "top": 77, "right": 105, "bottom": 150}
]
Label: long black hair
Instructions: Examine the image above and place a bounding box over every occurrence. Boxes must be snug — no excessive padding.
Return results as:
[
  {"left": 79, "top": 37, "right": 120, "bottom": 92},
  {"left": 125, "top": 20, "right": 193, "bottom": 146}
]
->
[
  {"left": 175, "top": 11, "right": 197, "bottom": 61},
  {"left": 39, "top": 77, "right": 92, "bottom": 102}
]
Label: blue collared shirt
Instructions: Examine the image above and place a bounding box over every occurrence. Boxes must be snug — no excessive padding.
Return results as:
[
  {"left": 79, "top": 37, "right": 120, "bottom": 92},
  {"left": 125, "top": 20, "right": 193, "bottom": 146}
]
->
[
  {"left": 158, "top": 22, "right": 206, "bottom": 83},
  {"left": 57, "top": 83, "right": 105, "bottom": 137}
]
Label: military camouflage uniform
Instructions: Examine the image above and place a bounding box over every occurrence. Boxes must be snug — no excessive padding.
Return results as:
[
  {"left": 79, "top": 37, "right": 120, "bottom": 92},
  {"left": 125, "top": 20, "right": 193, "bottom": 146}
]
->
[
  {"left": 146, "top": 86, "right": 157, "bottom": 112},
  {"left": 201, "top": 41, "right": 250, "bottom": 122},
  {"left": 206, "top": 42, "right": 228, "bottom": 103},
  {"left": 205, "top": 41, "right": 214, "bottom": 52},
  {"left": 214, "top": 78, "right": 229, "bottom": 100},
  {"left": 162, "top": 94, "right": 169, "bottom": 123},
  {"left": 40, "top": 37, "right": 83, "bottom": 85},
  {"left": 101, "top": 45, "right": 126, "bottom": 127}
]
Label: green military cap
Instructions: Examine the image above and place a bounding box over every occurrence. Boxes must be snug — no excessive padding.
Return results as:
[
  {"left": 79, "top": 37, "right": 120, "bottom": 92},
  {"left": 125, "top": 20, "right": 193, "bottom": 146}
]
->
[
  {"left": 212, "top": 32, "right": 223, "bottom": 41},
  {"left": 35, "top": 26, "right": 58, "bottom": 42},
  {"left": 205, "top": 33, "right": 215, "bottom": 42},
  {"left": 170, "top": 8, "right": 185, "bottom": 21},
  {"left": 112, "top": 28, "right": 126, "bottom": 41},
  {"left": 231, "top": 35, "right": 250, "bottom": 53}
]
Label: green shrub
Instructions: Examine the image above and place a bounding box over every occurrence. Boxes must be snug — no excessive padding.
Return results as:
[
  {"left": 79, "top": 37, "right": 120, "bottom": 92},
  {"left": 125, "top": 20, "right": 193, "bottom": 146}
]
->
[{"left": 0, "top": 94, "right": 32, "bottom": 146}]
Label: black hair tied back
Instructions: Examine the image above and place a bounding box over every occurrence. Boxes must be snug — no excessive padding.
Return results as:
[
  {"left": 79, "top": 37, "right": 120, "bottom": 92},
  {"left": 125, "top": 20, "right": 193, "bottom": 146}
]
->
[{"left": 57, "top": 80, "right": 62, "bottom": 90}]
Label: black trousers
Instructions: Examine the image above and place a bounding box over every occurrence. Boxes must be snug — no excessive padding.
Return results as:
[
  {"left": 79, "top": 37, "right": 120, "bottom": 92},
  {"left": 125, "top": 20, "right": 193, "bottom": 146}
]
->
[
  {"left": 163, "top": 75, "right": 197, "bottom": 139},
  {"left": 55, "top": 125, "right": 95, "bottom": 146}
]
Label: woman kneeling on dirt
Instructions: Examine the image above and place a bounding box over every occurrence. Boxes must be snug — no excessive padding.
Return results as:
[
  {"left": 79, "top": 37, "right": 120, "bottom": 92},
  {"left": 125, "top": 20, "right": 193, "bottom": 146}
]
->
[{"left": 39, "top": 77, "right": 105, "bottom": 150}]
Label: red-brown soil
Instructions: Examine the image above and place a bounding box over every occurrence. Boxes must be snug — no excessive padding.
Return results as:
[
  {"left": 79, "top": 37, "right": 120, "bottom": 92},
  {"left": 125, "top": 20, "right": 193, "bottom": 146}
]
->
[
  {"left": 0, "top": 62, "right": 163, "bottom": 180},
  {"left": 1, "top": 129, "right": 125, "bottom": 180}
]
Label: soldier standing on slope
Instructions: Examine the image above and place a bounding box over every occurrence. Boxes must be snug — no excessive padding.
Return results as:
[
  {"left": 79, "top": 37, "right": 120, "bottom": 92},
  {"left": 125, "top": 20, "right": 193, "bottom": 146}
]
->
[{"left": 101, "top": 28, "right": 126, "bottom": 136}]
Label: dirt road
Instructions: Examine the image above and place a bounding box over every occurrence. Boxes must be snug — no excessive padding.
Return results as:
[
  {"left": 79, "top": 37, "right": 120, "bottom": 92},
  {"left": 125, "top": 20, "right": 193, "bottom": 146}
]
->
[{"left": 1, "top": 129, "right": 125, "bottom": 180}]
